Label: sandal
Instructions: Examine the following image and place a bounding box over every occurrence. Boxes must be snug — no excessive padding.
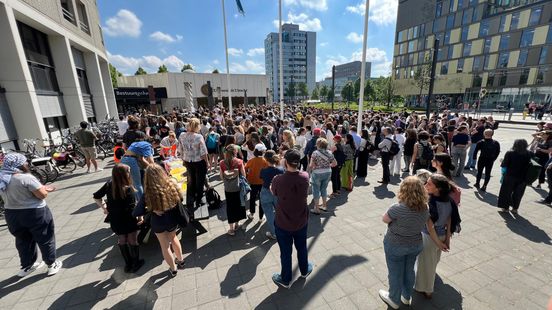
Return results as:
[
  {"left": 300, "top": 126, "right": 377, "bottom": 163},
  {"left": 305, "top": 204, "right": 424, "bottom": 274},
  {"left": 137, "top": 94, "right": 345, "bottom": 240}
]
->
[{"left": 227, "top": 229, "right": 235, "bottom": 236}]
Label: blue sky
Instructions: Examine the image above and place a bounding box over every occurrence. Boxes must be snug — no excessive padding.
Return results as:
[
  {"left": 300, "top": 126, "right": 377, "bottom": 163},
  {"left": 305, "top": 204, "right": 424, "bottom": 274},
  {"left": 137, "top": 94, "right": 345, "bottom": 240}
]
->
[{"left": 100, "top": 0, "right": 398, "bottom": 80}]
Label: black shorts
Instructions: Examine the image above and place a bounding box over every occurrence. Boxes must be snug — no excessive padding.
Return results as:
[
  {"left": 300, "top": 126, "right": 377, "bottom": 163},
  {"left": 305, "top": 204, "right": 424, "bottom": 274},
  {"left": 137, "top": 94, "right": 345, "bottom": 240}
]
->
[{"left": 207, "top": 148, "right": 218, "bottom": 155}]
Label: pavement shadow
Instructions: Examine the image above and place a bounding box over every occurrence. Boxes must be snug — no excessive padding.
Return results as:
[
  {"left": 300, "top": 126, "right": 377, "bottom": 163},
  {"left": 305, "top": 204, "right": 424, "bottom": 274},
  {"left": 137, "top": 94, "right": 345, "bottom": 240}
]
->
[
  {"left": 56, "top": 227, "right": 114, "bottom": 269},
  {"left": 353, "top": 177, "right": 370, "bottom": 187},
  {"left": 60, "top": 176, "right": 109, "bottom": 190},
  {"left": 453, "top": 176, "right": 471, "bottom": 190},
  {"left": 0, "top": 273, "right": 49, "bottom": 300},
  {"left": 412, "top": 274, "right": 463, "bottom": 309},
  {"left": 49, "top": 274, "right": 123, "bottom": 309},
  {"left": 474, "top": 190, "right": 499, "bottom": 206},
  {"left": 373, "top": 185, "right": 396, "bottom": 199},
  {"left": 111, "top": 271, "right": 171, "bottom": 309},
  {"left": 327, "top": 191, "right": 351, "bottom": 208},
  {"left": 70, "top": 202, "right": 99, "bottom": 215},
  {"left": 254, "top": 255, "right": 368, "bottom": 309},
  {"left": 499, "top": 212, "right": 552, "bottom": 245}
]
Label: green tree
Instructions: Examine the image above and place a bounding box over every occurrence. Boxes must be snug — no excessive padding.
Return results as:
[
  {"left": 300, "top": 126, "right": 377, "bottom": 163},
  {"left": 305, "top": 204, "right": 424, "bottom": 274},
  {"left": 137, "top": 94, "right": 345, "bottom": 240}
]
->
[
  {"left": 109, "top": 64, "right": 122, "bottom": 88},
  {"left": 354, "top": 78, "right": 375, "bottom": 102},
  {"left": 341, "top": 81, "right": 354, "bottom": 104},
  {"left": 212, "top": 69, "right": 220, "bottom": 73},
  {"left": 412, "top": 53, "right": 432, "bottom": 101},
  {"left": 134, "top": 66, "right": 147, "bottom": 75},
  {"left": 285, "top": 80, "right": 296, "bottom": 102},
  {"left": 297, "top": 82, "right": 308, "bottom": 100},
  {"left": 319, "top": 85, "right": 328, "bottom": 101},
  {"left": 311, "top": 86, "right": 319, "bottom": 100},
  {"left": 327, "top": 89, "right": 334, "bottom": 102},
  {"left": 375, "top": 76, "right": 398, "bottom": 107},
  {"left": 158, "top": 64, "right": 169, "bottom": 73},
  {"left": 181, "top": 64, "right": 194, "bottom": 72}
]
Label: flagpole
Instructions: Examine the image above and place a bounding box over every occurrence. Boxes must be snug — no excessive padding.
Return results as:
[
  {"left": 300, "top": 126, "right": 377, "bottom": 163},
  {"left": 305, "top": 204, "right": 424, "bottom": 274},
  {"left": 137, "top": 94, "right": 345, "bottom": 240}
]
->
[
  {"left": 278, "top": 0, "right": 284, "bottom": 119},
  {"left": 357, "top": 0, "right": 370, "bottom": 131},
  {"left": 222, "top": 0, "right": 233, "bottom": 116}
]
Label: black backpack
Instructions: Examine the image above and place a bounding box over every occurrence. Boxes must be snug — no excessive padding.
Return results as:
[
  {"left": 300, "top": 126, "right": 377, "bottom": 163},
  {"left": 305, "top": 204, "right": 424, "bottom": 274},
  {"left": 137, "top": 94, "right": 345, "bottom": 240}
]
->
[
  {"left": 385, "top": 137, "right": 400, "bottom": 156},
  {"left": 205, "top": 188, "right": 222, "bottom": 209},
  {"left": 420, "top": 143, "right": 434, "bottom": 163}
]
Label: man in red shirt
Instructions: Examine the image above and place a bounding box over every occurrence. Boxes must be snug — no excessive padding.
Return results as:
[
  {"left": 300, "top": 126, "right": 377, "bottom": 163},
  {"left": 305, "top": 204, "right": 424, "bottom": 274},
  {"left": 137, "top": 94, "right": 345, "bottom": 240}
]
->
[{"left": 270, "top": 149, "right": 313, "bottom": 288}]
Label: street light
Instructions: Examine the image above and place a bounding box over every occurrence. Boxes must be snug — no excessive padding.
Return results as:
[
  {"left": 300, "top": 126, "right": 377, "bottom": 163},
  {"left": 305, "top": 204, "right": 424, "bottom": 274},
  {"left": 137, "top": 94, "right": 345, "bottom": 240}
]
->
[{"left": 426, "top": 38, "right": 439, "bottom": 118}]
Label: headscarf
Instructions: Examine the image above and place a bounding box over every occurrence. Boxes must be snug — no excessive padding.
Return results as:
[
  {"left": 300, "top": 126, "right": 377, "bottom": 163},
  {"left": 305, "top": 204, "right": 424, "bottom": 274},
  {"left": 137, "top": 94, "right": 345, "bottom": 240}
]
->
[{"left": 0, "top": 153, "right": 27, "bottom": 192}]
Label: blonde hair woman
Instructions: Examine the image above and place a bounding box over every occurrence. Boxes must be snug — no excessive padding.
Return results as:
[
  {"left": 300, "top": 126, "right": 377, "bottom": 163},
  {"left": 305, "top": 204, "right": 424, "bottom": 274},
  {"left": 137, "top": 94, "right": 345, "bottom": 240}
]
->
[
  {"left": 282, "top": 130, "right": 296, "bottom": 148},
  {"left": 379, "top": 176, "right": 429, "bottom": 309},
  {"left": 143, "top": 165, "right": 185, "bottom": 277},
  {"left": 177, "top": 118, "right": 209, "bottom": 208}
]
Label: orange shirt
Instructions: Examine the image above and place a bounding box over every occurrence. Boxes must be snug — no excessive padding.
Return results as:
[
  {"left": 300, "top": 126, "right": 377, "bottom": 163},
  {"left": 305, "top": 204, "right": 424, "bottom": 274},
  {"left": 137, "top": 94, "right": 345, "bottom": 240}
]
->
[{"left": 245, "top": 157, "right": 268, "bottom": 185}]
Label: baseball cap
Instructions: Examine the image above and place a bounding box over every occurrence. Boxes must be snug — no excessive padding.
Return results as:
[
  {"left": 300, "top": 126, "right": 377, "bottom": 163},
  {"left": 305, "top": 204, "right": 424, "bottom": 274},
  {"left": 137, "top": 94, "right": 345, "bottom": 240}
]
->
[
  {"left": 313, "top": 128, "right": 321, "bottom": 136},
  {"left": 333, "top": 134, "right": 342, "bottom": 141},
  {"left": 284, "top": 149, "right": 301, "bottom": 166},
  {"left": 254, "top": 143, "right": 267, "bottom": 152}
]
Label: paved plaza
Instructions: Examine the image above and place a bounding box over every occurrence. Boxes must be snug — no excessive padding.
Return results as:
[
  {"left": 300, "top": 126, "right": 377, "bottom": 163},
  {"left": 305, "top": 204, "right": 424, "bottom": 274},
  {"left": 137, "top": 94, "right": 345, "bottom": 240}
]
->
[{"left": 0, "top": 124, "right": 551, "bottom": 310}]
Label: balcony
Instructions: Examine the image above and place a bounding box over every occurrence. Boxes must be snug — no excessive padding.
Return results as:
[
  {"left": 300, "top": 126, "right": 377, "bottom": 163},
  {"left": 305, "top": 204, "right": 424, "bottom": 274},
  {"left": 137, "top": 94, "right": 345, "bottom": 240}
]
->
[
  {"left": 62, "top": 7, "right": 76, "bottom": 24},
  {"left": 79, "top": 21, "right": 90, "bottom": 34}
]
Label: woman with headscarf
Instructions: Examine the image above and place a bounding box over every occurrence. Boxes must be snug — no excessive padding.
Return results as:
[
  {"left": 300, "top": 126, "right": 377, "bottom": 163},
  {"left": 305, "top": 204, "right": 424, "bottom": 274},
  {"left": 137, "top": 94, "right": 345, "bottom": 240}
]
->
[{"left": 1, "top": 153, "right": 62, "bottom": 278}]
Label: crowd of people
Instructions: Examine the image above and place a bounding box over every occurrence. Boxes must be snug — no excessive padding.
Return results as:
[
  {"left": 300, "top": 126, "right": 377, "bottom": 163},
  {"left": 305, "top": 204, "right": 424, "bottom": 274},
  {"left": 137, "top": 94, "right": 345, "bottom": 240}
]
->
[{"left": 1, "top": 103, "right": 550, "bottom": 308}]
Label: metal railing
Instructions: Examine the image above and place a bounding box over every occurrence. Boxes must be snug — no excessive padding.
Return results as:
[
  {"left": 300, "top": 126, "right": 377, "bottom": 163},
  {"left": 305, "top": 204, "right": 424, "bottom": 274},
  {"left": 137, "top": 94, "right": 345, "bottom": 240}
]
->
[{"left": 62, "top": 7, "right": 75, "bottom": 24}]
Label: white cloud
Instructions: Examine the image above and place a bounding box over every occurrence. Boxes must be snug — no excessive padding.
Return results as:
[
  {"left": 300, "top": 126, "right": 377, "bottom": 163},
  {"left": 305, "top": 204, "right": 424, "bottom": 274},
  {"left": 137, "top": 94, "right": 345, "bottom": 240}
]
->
[
  {"left": 320, "top": 42, "right": 328, "bottom": 47},
  {"left": 149, "top": 31, "right": 183, "bottom": 43},
  {"left": 247, "top": 48, "right": 265, "bottom": 57},
  {"left": 103, "top": 9, "right": 142, "bottom": 37},
  {"left": 346, "top": 0, "right": 398, "bottom": 26},
  {"left": 230, "top": 60, "right": 265, "bottom": 74},
  {"left": 107, "top": 51, "right": 185, "bottom": 74},
  {"left": 213, "top": 59, "right": 220, "bottom": 65},
  {"left": 227, "top": 48, "right": 244, "bottom": 56},
  {"left": 273, "top": 12, "right": 322, "bottom": 32},
  {"left": 346, "top": 32, "right": 363, "bottom": 43},
  {"left": 372, "top": 61, "right": 392, "bottom": 77},
  {"left": 283, "top": 0, "right": 327, "bottom": 11},
  {"left": 351, "top": 47, "right": 388, "bottom": 63}
]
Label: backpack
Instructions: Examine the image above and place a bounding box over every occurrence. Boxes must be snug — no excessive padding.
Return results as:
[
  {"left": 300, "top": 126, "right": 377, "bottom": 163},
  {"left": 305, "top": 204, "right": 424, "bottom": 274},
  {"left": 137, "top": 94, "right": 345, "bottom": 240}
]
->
[
  {"left": 525, "top": 157, "right": 541, "bottom": 185},
  {"left": 205, "top": 187, "right": 222, "bottom": 209},
  {"left": 206, "top": 133, "right": 217, "bottom": 150},
  {"left": 385, "top": 137, "right": 400, "bottom": 156},
  {"left": 419, "top": 142, "right": 434, "bottom": 163}
]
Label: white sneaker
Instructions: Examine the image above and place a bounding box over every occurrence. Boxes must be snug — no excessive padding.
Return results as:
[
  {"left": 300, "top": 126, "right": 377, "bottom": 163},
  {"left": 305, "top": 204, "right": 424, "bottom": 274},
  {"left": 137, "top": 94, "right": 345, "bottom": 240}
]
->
[
  {"left": 17, "top": 261, "right": 45, "bottom": 278},
  {"left": 47, "top": 260, "right": 62, "bottom": 276},
  {"left": 247, "top": 213, "right": 254, "bottom": 220},
  {"left": 401, "top": 295, "right": 411, "bottom": 305},
  {"left": 265, "top": 231, "right": 276, "bottom": 240},
  {"left": 378, "top": 289, "right": 399, "bottom": 310}
]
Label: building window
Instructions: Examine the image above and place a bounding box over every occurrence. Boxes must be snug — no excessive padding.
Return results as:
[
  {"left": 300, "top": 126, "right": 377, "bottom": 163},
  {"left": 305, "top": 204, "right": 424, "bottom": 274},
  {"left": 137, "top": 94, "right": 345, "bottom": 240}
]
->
[
  {"left": 473, "top": 56, "right": 483, "bottom": 71},
  {"left": 499, "top": 15, "right": 507, "bottom": 32},
  {"left": 441, "top": 62, "right": 449, "bottom": 75},
  {"left": 438, "top": 48, "right": 445, "bottom": 61},
  {"left": 469, "top": 0, "right": 477, "bottom": 7},
  {"left": 449, "top": 0, "right": 455, "bottom": 13},
  {"left": 484, "top": 38, "right": 492, "bottom": 54},
  {"left": 446, "top": 14, "right": 455, "bottom": 30},
  {"left": 498, "top": 70, "right": 507, "bottom": 86},
  {"left": 520, "top": 29, "right": 534, "bottom": 48},
  {"left": 479, "top": 20, "right": 489, "bottom": 37},
  {"left": 457, "top": 58, "right": 464, "bottom": 73},
  {"left": 413, "top": 25, "right": 419, "bottom": 39},
  {"left": 448, "top": 46, "right": 454, "bottom": 59},
  {"left": 529, "top": 7, "right": 542, "bottom": 27},
  {"left": 457, "top": 0, "right": 463, "bottom": 10},
  {"left": 77, "top": 1, "right": 90, "bottom": 34},
  {"left": 463, "top": 42, "right": 472, "bottom": 57},
  {"left": 408, "top": 40, "right": 415, "bottom": 53},
  {"left": 519, "top": 68, "right": 530, "bottom": 85},
  {"left": 98, "top": 25, "right": 104, "bottom": 45},
  {"left": 461, "top": 26, "right": 469, "bottom": 41},
  {"left": 462, "top": 8, "right": 472, "bottom": 25},
  {"left": 60, "top": 0, "right": 76, "bottom": 24},
  {"left": 473, "top": 74, "right": 482, "bottom": 87},
  {"left": 472, "top": 6, "right": 480, "bottom": 22},
  {"left": 436, "top": 1, "right": 443, "bottom": 17},
  {"left": 444, "top": 31, "right": 451, "bottom": 45},
  {"left": 510, "top": 12, "right": 520, "bottom": 30},
  {"left": 540, "top": 47, "right": 549, "bottom": 65},
  {"left": 536, "top": 66, "right": 548, "bottom": 84},
  {"left": 484, "top": 54, "right": 494, "bottom": 70},
  {"left": 518, "top": 49, "right": 528, "bottom": 67},
  {"left": 499, "top": 34, "right": 510, "bottom": 51},
  {"left": 498, "top": 52, "right": 509, "bottom": 68},
  {"left": 548, "top": 27, "right": 552, "bottom": 44},
  {"left": 487, "top": 72, "right": 495, "bottom": 87}
]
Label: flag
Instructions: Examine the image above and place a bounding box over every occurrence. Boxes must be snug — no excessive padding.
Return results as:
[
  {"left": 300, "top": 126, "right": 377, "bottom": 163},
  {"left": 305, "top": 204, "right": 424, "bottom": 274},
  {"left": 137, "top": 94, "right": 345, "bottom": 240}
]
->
[{"left": 236, "top": 0, "right": 245, "bottom": 15}]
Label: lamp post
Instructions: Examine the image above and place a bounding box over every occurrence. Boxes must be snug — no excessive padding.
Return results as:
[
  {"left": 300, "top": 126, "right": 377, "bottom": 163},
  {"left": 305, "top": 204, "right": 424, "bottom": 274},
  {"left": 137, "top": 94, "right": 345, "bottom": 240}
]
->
[{"left": 426, "top": 38, "right": 439, "bottom": 118}]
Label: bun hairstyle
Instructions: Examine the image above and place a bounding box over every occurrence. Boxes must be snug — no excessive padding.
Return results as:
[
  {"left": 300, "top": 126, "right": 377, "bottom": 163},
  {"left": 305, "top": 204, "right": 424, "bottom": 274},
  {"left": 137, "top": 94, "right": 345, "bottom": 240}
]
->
[{"left": 264, "top": 150, "right": 280, "bottom": 165}]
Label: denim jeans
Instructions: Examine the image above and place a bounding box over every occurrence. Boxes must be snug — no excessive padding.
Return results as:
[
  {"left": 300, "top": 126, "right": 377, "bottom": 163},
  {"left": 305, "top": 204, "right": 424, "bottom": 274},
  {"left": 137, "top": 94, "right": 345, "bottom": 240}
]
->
[
  {"left": 275, "top": 223, "right": 309, "bottom": 283},
  {"left": 383, "top": 239, "right": 423, "bottom": 305},
  {"left": 260, "top": 187, "right": 277, "bottom": 235},
  {"left": 465, "top": 143, "right": 477, "bottom": 168},
  {"left": 120, "top": 156, "right": 142, "bottom": 200},
  {"left": 311, "top": 171, "right": 331, "bottom": 201}
]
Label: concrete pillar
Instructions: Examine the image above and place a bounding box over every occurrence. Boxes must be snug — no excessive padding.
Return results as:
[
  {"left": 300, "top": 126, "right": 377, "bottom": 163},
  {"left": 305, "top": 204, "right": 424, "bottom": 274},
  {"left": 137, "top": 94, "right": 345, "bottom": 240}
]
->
[
  {"left": 49, "top": 36, "right": 87, "bottom": 127},
  {"left": 98, "top": 57, "right": 118, "bottom": 117},
  {"left": 84, "top": 52, "right": 109, "bottom": 120},
  {"left": 0, "top": 3, "right": 48, "bottom": 143}
]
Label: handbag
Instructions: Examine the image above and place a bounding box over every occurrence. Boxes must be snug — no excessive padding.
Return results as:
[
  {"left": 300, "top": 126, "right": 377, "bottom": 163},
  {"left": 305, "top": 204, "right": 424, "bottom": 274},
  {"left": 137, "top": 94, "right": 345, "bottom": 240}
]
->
[{"left": 173, "top": 200, "right": 191, "bottom": 228}]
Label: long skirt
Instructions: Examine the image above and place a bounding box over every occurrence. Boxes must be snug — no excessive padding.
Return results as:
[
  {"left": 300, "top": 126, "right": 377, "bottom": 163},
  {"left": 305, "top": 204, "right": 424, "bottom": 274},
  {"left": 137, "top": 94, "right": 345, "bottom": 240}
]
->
[
  {"left": 340, "top": 160, "right": 354, "bottom": 191},
  {"left": 225, "top": 191, "right": 246, "bottom": 224},
  {"left": 414, "top": 233, "right": 446, "bottom": 293},
  {"left": 356, "top": 149, "right": 369, "bottom": 177}
]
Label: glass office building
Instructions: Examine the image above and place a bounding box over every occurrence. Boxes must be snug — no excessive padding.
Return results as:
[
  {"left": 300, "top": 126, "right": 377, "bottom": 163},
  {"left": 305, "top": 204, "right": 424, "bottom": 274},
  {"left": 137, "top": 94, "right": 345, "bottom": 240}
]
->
[{"left": 393, "top": 0, "right": 552, "bottom": 110}]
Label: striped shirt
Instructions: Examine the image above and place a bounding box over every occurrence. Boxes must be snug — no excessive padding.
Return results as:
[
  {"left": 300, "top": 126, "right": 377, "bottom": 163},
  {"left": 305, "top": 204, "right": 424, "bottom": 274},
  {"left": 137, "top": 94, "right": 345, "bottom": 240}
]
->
[{"left": 384, "top": 203, "right": 429, "bottom": 246}]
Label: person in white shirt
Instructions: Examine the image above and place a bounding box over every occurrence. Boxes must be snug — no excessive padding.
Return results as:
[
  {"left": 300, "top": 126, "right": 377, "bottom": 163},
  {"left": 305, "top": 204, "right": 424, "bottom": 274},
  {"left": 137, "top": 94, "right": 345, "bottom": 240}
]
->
[
  {"left": 296, "top": 128, "right": 308, "bottom": 170},
  {"left": 117, "top": 116, "right": 129, "bottom": 137},
  {"left": 390, "top": 127, "right": 406, "bottom": 176}
]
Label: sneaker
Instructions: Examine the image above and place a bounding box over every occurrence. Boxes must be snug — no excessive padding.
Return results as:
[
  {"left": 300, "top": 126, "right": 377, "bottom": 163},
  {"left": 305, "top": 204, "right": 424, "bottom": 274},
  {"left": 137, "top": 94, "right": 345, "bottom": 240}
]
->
[
  {"left": 474, "top": 183, "right": 480, "bottom": 190},
  {"left": 175, "top": 258, "right": 185, "bottom": 270},
  {"left": 17, "top": 261, "right": 45, "bottom": 278},
  {"left": 95, "top": 168, "right": 104, "bottom": 173},
  {"left": 272, "top": 273, "right": 290, "bottom": 289},
  {"left": 480, "top": 186, "right": 487, "bottom": 192},
  {"left": 265, "top": 231, "right": 276, "bottom": 240},
  {"left": 378, "top": 290, "right": 399, "bottom": 310},
  {"left": 401, "top": 295, "right": 412, "bottom": 305},
  {"left": 168, "top": 268, "right": 178, "bottom": 278},
  {"left": 47, "top": 260, "right": 62, "bottom": 276},
  {"left": 498, "top": 208, "right": 508, "bottom": 213},
  {"left": 247, "top": 213, "right": 254, "bottom": 220},
  {"left": 300, "top": 262, "right": 314, "bottom": 278},
  {"left": 511, "top": 209, "right": 518, "bottom": 214}
]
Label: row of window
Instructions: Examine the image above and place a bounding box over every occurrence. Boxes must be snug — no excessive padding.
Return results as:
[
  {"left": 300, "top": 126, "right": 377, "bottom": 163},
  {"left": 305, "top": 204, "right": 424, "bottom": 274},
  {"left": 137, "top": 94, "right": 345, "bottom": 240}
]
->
[{"left": 60, "top": 0, "right": 91, "bottom": 35}]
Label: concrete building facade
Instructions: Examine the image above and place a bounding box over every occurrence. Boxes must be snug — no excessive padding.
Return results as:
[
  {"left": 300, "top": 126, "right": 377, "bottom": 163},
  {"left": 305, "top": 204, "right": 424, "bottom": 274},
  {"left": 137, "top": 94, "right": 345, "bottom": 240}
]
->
[
  {"left": 117, "top": 72, "right": 269, "bottom": 113},
  {"left": 0, "top": 0, "right": 116, "bottom": 150},
  {"left": 265, "top": 23, "right": 316, "bottom": 103},
  {"left": 393, "top": 0, "right": 552, "bottom": 110},
  {"left": 317, "top": 61, "right": 372, "bottom": 101}
]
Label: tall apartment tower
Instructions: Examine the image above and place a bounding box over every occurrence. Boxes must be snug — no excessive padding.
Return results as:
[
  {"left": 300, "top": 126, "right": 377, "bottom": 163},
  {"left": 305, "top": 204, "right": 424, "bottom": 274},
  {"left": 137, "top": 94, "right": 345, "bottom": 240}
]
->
[
  {"left": 0, "top": 0, "right": 117, "bottom": 150},
  {"left": 265, "top": 23, "right": 316, "bottom": 103},
  {"left": 392, "top": 0, "right": 552, "bottom": 110}
]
